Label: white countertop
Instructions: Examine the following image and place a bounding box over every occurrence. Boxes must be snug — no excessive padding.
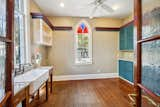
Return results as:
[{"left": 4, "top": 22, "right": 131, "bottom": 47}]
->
[
  {"left": 14, "top": 82, "right": 29, "bottom": 95},
  {"left": 0, "top": 66, "right": 53, "bottom": 102},
  {"left": 14, "top": 66, "right": 53, "bottom": 95},
  {"left": 14, "top": 66, "right": 53, "bottom": 83},
  {"left": 0, "top": 84, "right": 28, "bottom": 102}
]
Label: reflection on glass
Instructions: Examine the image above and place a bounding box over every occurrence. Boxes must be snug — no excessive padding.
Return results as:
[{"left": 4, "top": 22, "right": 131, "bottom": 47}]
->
[
  {"left": 141, "top": 92, "right": 159, "bottom": 107},
  {"left": 15, "top": 0, "right": 24, "bottom": 13},
  {"left": 14, "top": 11, "right": 25, "bottom": 65},
  {"left": 0, "top": 42, "right": 6, "bottom": 101},
  {"left": 14, "top": 0, "right": 25, "bottom": 65},
  {"left": 0, "top": 0, "right": 6, "bottom": 36},
  {"left": 142, "top": 0, "right": 160, "bottom": 39},
  {"left": 142, "top": 40, "right": 160, "bottom": 96}
]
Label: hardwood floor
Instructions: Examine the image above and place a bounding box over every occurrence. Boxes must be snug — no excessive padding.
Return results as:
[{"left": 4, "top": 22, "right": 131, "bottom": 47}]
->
[{"left": 36, "top": 78, "right": 136, "bottom": 107}]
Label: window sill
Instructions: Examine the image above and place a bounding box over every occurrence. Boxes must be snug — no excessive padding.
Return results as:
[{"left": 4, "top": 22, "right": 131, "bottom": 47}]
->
[{"left": 74, "top": 62, "right": 93, "bottom": 66}]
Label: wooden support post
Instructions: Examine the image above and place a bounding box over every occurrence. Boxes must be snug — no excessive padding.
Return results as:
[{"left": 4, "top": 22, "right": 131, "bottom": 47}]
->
[
  {"left": 37, "top": 89, "right": 40, "bottom": 100},
  {"left": 46, "top": 80, "right": 49, "bottom": 101},
  {"left": 22, "top": 99, "right": 27, "bottom": 107},
  {"left": 25, "top": 86, "right": 30, "bottom": 107},
  {"left": 50, "top": 73, "right": 53, "bottom": 93},
  {"left": 134, "top": 0, "right": 142, "bottom": 107},
  {"left": 5, "top": 0, "right": 14, "bottom": 107}
]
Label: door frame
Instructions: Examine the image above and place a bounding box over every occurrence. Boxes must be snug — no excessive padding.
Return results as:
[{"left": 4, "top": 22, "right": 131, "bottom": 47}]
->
[
  {"left": 0, "top": 0, "right": 14, "bottom": 107},
  {"left": 134, "top": 0, "right": 160, "bottom": 107}
]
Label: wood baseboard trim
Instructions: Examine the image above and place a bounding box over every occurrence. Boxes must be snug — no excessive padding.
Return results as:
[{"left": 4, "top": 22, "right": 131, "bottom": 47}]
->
[{"left": 53, "top": 73, "right": 118, "bottom": 81}]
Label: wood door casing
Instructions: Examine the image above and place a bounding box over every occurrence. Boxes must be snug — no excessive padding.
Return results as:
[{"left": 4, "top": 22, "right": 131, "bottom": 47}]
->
[
  {"left": 134, "top": 0, "right": 160, "bottom": 107},
  {"left": 0, "top": 0, "right": 14, "bottom": 107}
]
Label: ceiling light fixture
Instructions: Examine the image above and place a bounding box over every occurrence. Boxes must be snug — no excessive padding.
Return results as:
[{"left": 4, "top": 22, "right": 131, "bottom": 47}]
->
[
  {"left": 60, "top": 2, "right": 64, "bottom": 7},
  {"left": 89, "top": 16, "right": 93, "bottom": 19},
  {"left": 113, "top": 5, "right": 119, "bottom": 10}
]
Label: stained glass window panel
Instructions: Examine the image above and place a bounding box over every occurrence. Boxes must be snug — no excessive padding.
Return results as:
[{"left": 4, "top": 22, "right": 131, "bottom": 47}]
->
[
  {"left": 142, "top": 40, "right": 160, "bottom": 96},
  {"left": 0, "top": 0, "right": 6, "bottom": 37},
  {"left": 75, "top": 21, "right": 92, "bottom": 64},
  {"left": 0, "top": 42, "right": 6, "bottom": 101},
  {"left": 142, "top": 0, "right": 160, "bottom": 39},
  {"left": 77, "top": 23, "right": 88, "bottom": 34}
]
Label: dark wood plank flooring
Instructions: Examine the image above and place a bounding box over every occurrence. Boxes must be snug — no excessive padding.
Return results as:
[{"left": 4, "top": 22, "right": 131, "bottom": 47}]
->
[
  {"left": 36, "top": 78, "right": 136, "bottom": 107},
  {"left": 32, "top": 78, "right": 155, "bottom": 107}
]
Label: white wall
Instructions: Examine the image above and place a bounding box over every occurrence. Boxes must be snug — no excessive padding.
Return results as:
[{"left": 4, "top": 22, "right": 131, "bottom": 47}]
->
[{"left": 47, "top": 17, "right": 123, "bottom": 76}]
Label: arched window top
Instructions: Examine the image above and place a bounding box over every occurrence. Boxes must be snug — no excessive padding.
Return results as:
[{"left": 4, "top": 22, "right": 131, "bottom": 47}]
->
[
  {"left": 77, "top": 22, "right": 88, "bottom": 33},
  {"left": 74, "top": 20, "right": 92, "bottom": 65}
]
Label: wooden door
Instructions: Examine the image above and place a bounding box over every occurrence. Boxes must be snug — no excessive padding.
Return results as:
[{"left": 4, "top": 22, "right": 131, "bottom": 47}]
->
[
  {"left": 0, "top": 0, "right": 14, "bottom": 107},
  {"left": 134, "top": 0, "right": 160, "bottom": 106}
]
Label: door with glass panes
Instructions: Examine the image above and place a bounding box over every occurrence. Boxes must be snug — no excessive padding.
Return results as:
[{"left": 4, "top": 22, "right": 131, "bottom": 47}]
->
[{"left": 0, "top": 0, "right": 14, "bottom": 107}]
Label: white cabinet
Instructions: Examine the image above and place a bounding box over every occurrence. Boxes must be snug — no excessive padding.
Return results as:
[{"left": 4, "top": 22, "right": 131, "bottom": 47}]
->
[{"left": 33, "top": 19, "right": 52, "bottom": 46}]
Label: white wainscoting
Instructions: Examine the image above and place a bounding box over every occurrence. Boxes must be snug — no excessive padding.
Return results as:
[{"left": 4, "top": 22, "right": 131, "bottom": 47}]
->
[{"left": 53, "top": 73, "right": 118, "bottom": 81}]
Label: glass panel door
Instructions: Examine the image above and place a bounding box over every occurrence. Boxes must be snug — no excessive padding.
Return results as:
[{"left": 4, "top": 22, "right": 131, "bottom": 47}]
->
[
  {"left": 0, "top": 0, "right": 7, "bottom": 37},
  {"left": 142, "top": 40, "right": 160, "bottom": 96},
  {"left": 142, "top": 0, "right": 160, "bottom": 39},
  {"left": 0, "top": 0, "right": 14, "bottom": 106},
  {"left": 141, "top": 0, "right": 160, "bottom": 97},
  {"left": 0, "top": 42, "right": 6, "bottom": 101},
  {"left": 135, "top": 0, "right": 160, "bottom": 106},
  {"left": 0, "top": 0, "right": 7, "bottom": 102}
]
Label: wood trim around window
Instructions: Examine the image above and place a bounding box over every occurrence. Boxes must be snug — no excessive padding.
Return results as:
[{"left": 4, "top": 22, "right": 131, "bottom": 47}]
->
[
  {"left": 0, "top": 37, "right": 12, "bottom": 43},
  {"left": 137, "top": 35, "right": 160, "bottom": 43},
  {"left": 138, "top": 84, "right": 160, "bottom": 103},
  {"left": 0, "top": 92, "right": 12, "bottom": 107}
]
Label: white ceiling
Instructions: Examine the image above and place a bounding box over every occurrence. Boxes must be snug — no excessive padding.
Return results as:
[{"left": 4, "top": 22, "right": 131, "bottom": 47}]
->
[{"left": 34, "top": 0, "right": 134, "bottom": 19}]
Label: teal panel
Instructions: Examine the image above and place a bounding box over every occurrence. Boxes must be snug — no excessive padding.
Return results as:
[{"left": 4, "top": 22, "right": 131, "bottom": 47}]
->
[
  {"left": 120, "top": 27, "right": 125, "bottom": 50},
  {"left": 127, "top": 23, "right": 134, "bottom": 50},
  {"left": 119, "top": 60, "right": 134, "bottom": 83},
  {"left": 119, "top": 23, "right": 134, "bottom": 51}
]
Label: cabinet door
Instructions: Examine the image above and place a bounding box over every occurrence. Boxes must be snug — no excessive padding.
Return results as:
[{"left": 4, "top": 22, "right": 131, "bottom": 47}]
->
[
  {"left": 120, "top": 28, "right": 125, "bottom": 50},
  {"left": 120, "top": 23, "right": 134, "bottom": 51},
  {"left": 119, "top": 60, "right": 134, "bottom": 83},
  {"left": 125, "top": 61, "right": 134, "bottom": 82},
  {"left": 126, "top": 24, "right": 134, "bottom": 50},
  {"left": 119, "top": 60, "right": 126, "bottom": 78}
]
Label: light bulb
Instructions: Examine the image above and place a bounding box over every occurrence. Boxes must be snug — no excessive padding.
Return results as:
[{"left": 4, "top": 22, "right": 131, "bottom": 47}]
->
[{"left": 60, "top": 2, "right": 64, "bottom": 7}]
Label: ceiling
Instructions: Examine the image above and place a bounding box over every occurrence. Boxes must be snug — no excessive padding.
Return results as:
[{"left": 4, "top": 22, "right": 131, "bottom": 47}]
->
[{"left": 34, "top": 0, "right": 134, "bottom": 19}]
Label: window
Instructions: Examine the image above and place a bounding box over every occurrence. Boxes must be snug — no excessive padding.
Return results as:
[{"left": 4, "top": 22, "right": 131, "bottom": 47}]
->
[
  {"left": 75, "top": 20, "right": 92, "bottom": 65},
  {"left": 0, "top": 0, "right": 7, "bottom": 100},
  {"left": 0, "top": 0, "right": 14, "bottom": 104},
  {"left": 0, "top": 42, "right": 6, "bottom": 101},
  {"left": 14, "top": 0, "right": 27, "bottom": 65},
  {"left": 0, "top": 0, "right": 6, "bottom": 37}
]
